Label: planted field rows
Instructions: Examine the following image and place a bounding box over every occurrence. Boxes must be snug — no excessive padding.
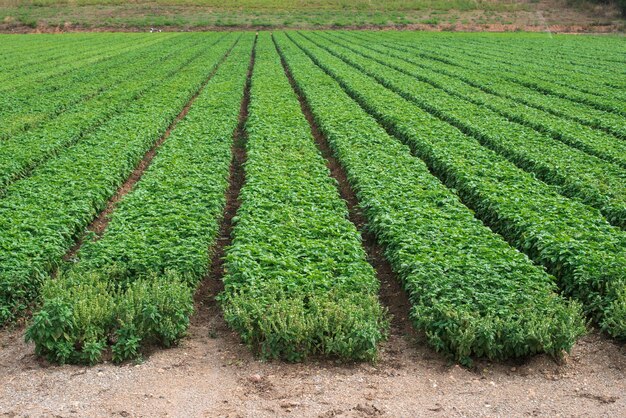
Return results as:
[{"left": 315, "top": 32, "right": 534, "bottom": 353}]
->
[{"left": 0, "top": 31, "right": 623, "bottom": 365}]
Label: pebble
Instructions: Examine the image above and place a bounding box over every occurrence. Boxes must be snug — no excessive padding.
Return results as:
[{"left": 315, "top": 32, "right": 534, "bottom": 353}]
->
[{"left": 248, "top": 373, "right": 262, "bottom": 383}]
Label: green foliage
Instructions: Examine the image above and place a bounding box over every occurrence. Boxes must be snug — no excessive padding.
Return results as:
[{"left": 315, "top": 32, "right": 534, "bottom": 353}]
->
[
  {"left": 0, "top": 34, "right": 203, "bottom": 193},
  {"left": 0, "top": 33, "right": 235, "bottom": 325},
  {"left": 371, "top": 32, "right": 626, "bottom": 140},
  {"left": 288, "top": 31, "right": 626, "bottom": 339},
  {"left": 275, "top": 32, "right": 585, "bottom": 363},
  {"left": 26, "top": 35, "right": 254, "bottom": 363},
  {"left": 3, "top": 30, "right": 624, "bottom": 367},
  {"left": 333, "top": 31, "right": 626, "bottom": 170},
  {"left": 311, "top": 31, "right": 626, "bottom": 230},
  {"left": 221, "top": 33, "right": 387, "bottom": 362},
  {"left": 26, "top": 271, "right": 193, "bottom": 364},
  {"left": 25, "top": 271, "right": 114, "bottom": 365},
  {"left": 0, "top": 34, "right": 165, "bottom": 140},
  {"left": 223, "top": 289, "right": 386, "bottom": 362}
]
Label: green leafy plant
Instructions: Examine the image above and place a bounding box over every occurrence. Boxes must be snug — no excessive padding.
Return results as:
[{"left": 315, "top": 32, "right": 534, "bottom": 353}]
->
[{"left": 310, "top": 31, "right": 626, "bottom": 230}]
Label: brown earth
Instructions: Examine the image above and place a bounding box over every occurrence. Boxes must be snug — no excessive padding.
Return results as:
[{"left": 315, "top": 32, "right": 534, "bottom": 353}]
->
[
  {"left": 0, "top": 307, "right": 624, "bottom": 416},
  {"left": 4, "top": 22, "right": 624, "bottom": 34}
]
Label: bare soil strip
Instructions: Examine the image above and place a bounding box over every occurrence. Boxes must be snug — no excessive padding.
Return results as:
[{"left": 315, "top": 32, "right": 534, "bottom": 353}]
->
[
  {"left": 275, "top": 35, "right": 416, "bottom": 341},
  {"left": 3, "top": 22, "right": 624, "bottom": 35},
  {"left": 63, "top": 40, "right": 239, "bottom": 261},
  {"left": 191, "top": 35, "right": 256, "bottom": 338}
]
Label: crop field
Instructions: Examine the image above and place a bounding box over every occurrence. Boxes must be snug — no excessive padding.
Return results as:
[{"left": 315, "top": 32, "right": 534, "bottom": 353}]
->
[
  {"left": 0, "top": 31, "right": 624, "bottom": 374},
  {"left": 2, "top": 0, "right": 625, "bottom": 33}
]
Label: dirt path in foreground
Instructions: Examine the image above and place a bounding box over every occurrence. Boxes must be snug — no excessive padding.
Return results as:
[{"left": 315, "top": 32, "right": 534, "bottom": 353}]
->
[{"left": 0, "top": 310, "right": 624, "bottom": 417}]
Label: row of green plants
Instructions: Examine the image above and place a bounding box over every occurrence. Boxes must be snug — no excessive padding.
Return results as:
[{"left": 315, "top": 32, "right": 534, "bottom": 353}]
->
[
  {"left": 26, "top": 35, "right": 254, "bottom": 364},
  {"left": 476, "top": 33, "right": 626, "bottom": 61},
  {"left": 0, "top": 34, "right": 97, "bottom": 65},
  {"left": 411, "top": 31, "right": 626, "bottom": 67},
  {"left": 0, "top": 35, "right": 89, "bottom": 69},
  {"left": 0, "top": 34, "right": 159, "bottom": 96},
  {"left": 288, "top": 32, "right": 626, "bottom": 340},
  {"left": 275, "top": 32, "right": 585, "bottom": 364},
  {"left": 456, "top": 36, "right": 626, "bottom": 92},
  {"left": 220, "top": 33, "right": 387, "bottom": 362},
  {"left": 354, "top": 32, "right": 626, "bottom": 140},
  {"left": 360, "top": 32, "right": 626, "bottom": 89},
  {"left": 442, "top": 36, "right": 626, "bottom": 94},
  {"left": 0, "top": 34, "right": 238, "bottom": 326},
  {"left": 0, "top": 33, "right": 147, "bottom": 88},
  {"left": 307, "top": 32, "right": 626, "bottom": 230},
  {"left": 0, "top": 34, "right": 209, "bottom": 193},
  {"left": 334, "top": 32, "right": 626, "bottom": 170},
  {"left": 0, "top": 35, "right": 168, "bottom": 140},
  {"left": 379, "top": 33, "right": 626, "bottom": 116}
]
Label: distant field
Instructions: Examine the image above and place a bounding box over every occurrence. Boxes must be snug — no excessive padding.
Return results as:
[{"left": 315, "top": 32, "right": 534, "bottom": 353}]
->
[
  {"left": 0, "top": 0, "right": 529, "bottom": 8},
  {"left": 0, "top": 0, "right": 624, "bottom": 31}
]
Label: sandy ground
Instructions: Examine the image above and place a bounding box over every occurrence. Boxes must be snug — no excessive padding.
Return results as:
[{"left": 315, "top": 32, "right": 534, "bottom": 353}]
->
[{"left": 1, "top": 297, "right": 625, "bottom": 417}]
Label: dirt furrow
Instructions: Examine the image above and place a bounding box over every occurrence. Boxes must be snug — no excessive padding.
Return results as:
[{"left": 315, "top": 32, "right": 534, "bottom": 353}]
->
[{"left": 190, "top": 34, "right": 257, "bottom": 338}]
